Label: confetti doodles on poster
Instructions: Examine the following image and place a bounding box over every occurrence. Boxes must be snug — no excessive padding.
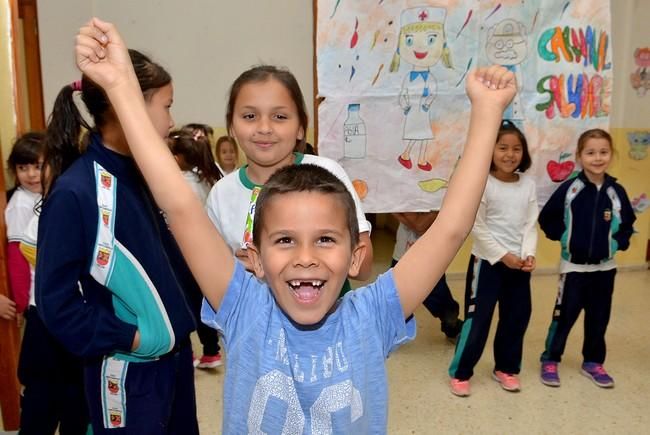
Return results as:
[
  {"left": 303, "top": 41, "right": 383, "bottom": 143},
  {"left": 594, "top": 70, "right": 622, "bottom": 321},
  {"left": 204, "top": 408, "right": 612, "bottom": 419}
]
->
[
  {"left": 455, "top": 57, "right": 473, "bottom": 87},
  {"left": 418, "top": 178, "right": 448, "bottom": 193},
  {"left": 531, "top": 9, "right": 540, "bottom": 31},
  {"left": 350, "top": 65, "right": 356, "bottom": 81},
  {"left": 561, "top": 1, "right": 571, "bottom": 17},
  {"left": 456, "top": 9, "right": 473, "bottom": 39},
  {"left": 486, "top": 4, "right": 502, "bottom": 21},
  {"left": 330, "top": 0, "right": 342, "bottom": 19},
  {"left": 371, "top": 63, "right": 384, "bottom": 85},
  {"left": 371, "top": 30, "right": 380, "bottom": 50},
  {"left": 350, "top": 18, "right": 359, "bottom": 48}
]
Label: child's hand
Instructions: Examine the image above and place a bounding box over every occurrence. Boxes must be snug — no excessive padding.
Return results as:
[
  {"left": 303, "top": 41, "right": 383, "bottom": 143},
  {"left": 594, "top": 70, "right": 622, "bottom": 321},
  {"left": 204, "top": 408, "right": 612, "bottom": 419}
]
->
[
  {"left": 500, "top": 253, "right": 524, "bottom": 270},
  {"left": 521, "top": 255, "right": 536, "bottom": 272},
  {"left": 0, "top": 294, "right": 17, "bottom": 320},
  {"left": 131, "top": 329, "right": 141, "bottom": 351},
  {"left": 75, "top": 18, "right": 133, "bottom": 92},
  {"left": 466, "top": 65, "right": 517, "bottom": 112}
]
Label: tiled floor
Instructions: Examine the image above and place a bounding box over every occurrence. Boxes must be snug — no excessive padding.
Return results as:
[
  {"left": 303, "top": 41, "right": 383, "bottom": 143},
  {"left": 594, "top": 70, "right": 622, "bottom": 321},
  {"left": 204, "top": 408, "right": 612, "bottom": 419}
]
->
[
  {"left": 191, "top": 229, "right": 650, "bottom": 434},
  {"left": 3, "top": 230, "right": 648, "bottom": 434}
]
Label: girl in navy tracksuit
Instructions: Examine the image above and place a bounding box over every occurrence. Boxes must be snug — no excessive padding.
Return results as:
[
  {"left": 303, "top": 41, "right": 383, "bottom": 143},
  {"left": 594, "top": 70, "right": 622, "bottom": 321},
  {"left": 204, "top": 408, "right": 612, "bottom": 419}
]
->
[
  {"left": 538, "top": 129, "right": 635, "bottom": 389},
  {"left": 36, "top": 51, "right": 199, "bottom": 434}
]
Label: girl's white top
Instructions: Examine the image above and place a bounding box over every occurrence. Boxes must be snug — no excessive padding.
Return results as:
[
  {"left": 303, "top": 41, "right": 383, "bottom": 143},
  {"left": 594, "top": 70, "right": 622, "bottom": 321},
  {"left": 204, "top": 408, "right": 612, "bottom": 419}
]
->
[
  {"left": 471, "top": 173, "right": 538, "bottom": 264},
  {"left": 183, "top": 168, "right": 211, "bottom": 204}
]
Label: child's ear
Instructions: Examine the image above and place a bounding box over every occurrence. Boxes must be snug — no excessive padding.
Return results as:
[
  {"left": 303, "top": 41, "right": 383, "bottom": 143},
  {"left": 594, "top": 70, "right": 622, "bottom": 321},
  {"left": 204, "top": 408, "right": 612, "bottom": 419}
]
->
[
  {"left": 246, "top": 244, "right": 265, "bottom": 279},
  {"left": 297, "top": 127, "right": 305, "bottom": 141},
  {"left": 348, "top": 240, "right": 367, "bottom": 278}
]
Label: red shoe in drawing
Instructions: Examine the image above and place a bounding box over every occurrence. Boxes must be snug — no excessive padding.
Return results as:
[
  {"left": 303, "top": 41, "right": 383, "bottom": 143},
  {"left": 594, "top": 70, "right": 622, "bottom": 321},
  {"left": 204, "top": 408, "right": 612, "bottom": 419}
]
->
[
  {"left": 398, "top": 155, "right": 412, "bottom": 169},
  {"left": 418, "top": 162, "right": 432, "bottom": 171}
]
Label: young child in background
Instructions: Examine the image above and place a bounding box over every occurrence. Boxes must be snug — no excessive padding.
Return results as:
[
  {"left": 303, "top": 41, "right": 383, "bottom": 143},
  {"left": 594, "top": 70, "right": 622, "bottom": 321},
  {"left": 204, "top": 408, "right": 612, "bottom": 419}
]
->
[
  {"left": 36, "top": 50, "right": 199, "bottom": 433},
  {"left": 214, "top": 135, "right": 239, "bottom": 175},
  {"left": 5, "top": 132, "right": 90, "bottom": 434},
  {"left": 448, "top": 120, "right": 538, "bottom": 397},
  {"left": 538, "top": 128, "right": 635, "bottom": 389},
  {"left": 204, "top": 64, "right": 374, "bottom": 284},
  {"left": 75, "top": 17, "right": 515, "bottom": 432},
  {"left": 169, "top": 129, "right": 224, "bottom": 368},
  {"left": 169, "top": 129, "right": 222, "bottom": 203},
  {"left": 391, "top": 211, "right": 463, "bottom": 340},
  {"left": 18, "top": 213, "right": 90, "bottom": 435},
  {"left": 183, "top": 122, "right": 214, "bottom": 141},
  {"left": 5, "top": 132, "right": 44, "bottom": 316}
]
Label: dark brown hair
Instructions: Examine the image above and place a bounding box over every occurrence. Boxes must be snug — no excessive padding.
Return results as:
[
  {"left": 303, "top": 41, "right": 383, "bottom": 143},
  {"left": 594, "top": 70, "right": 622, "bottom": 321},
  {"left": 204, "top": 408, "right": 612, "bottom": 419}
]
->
[
  {"left": 169, "top": 130, "right": 221, "bottom": 186},
  {"left": 226, "top": 65, "right": 308, "bottom": 151},
  {"left": 8, "top": 131, "right": 45, "bottom": 173},
  {"left": 43, "top": 49, "right": 171, "bottom": 198},
  {"left": 252, "top": 164, "right": 359, "bottom": 249}
]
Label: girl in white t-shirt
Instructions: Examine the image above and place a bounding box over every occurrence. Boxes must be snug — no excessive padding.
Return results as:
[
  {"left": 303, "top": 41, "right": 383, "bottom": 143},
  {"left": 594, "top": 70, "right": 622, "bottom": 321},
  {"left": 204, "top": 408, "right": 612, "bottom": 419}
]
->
[
  {"left": 169, "top": 129, "right": 222, "bottom": 204},
  {"left": 205, "top": 65, "right": 374, "bottom": 283},
  {"left": 5, "top": 132, "right": 44, "bottom": 315},
  {"left": 448, "top": 120, "right": 538, "bottom": 397}
]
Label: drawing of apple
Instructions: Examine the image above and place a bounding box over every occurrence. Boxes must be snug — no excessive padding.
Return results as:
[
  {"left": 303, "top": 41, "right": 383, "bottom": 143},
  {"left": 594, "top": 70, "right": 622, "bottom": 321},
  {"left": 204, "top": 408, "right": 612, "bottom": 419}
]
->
[{"left": 547, "top": 152, "right": 576, "bottom": 182}]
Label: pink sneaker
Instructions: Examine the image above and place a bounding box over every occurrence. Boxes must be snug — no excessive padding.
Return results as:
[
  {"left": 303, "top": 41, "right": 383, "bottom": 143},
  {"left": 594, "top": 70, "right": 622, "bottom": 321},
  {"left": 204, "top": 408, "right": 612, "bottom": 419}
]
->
[
  {"left": 197, "top": 353, "right": 223, "bottom": 369},
  {"left": 492, "top": 370, "right": 521, "bottom": 392},
  {"left": 450, "top": 378, "right": 470, "bottom": 397}
]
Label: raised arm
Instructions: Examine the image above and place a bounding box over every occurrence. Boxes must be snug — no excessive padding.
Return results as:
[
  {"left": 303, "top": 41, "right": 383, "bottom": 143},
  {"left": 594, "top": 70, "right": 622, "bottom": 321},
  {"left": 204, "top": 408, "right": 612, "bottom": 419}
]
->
[
  {"left": 75, "top": 18, "right": 232, "bottom": 309},
  {"left": 394, "top": 66, "right": 516, "bottom": 317}
]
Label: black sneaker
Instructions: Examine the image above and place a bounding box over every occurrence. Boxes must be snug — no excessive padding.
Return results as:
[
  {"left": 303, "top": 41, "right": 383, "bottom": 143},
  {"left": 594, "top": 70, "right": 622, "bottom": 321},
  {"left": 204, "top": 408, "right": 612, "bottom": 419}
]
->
[{"left": 442, "top": 318, "right": 463, "bottom": 342}]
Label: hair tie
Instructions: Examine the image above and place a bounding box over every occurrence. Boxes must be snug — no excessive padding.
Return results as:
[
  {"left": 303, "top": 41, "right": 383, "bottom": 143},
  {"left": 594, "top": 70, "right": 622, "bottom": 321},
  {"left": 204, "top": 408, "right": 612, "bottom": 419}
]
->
[{"left": 71, "top": 80, "right": 82, "bottom": 92}]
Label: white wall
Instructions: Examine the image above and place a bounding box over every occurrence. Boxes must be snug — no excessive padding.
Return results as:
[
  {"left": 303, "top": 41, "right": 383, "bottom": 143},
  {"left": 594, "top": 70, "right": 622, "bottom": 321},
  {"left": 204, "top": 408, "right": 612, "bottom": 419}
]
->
[
  {"left": 37, "top": 0, "right": 314, "bottom": 129},
  {"left": 610, "top": 0, "right": 650, "bottom": 128}
]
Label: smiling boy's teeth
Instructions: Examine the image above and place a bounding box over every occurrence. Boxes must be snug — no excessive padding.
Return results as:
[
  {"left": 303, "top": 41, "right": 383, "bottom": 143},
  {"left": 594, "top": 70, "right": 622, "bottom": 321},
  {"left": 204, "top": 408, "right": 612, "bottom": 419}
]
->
[{"left": 288, "top": 280, "right": 323, "bottom": 288}]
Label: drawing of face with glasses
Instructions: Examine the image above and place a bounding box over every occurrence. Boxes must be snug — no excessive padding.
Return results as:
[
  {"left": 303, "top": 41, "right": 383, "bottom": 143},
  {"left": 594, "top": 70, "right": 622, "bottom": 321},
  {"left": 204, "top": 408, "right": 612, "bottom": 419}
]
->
[{"left": 486, "top": 18, "right": 528, "bottom": 66}]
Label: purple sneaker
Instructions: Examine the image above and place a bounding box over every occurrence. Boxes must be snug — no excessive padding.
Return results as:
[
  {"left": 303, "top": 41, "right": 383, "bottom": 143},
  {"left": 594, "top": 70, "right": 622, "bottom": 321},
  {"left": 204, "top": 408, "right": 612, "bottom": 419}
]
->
[
  {"left": 581, "top": 362, "right": 614, "bottom": 388},
  {"left": 540, "top": 361, "right": 561, "bottom": 387}
]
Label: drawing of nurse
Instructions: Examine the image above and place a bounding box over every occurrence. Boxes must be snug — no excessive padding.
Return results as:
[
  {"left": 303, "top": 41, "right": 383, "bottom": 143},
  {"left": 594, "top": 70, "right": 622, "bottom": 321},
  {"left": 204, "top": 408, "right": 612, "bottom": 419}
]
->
[{"left": 390, "top": 6, "right": 452, "bottom": 171}]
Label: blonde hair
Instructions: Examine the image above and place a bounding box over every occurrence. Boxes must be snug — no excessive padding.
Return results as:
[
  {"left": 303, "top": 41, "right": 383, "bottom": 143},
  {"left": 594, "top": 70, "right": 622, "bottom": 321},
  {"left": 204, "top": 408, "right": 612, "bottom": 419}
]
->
[{"left": 389, "top": 22, "right": 452, "bottom": 72}]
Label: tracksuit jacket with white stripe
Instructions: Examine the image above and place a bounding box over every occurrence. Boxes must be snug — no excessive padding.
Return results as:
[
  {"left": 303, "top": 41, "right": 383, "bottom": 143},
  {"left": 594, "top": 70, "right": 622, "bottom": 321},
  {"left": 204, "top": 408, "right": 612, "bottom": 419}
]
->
[{"left": 36, "top": 135, "right": 196, "bottom": 361}]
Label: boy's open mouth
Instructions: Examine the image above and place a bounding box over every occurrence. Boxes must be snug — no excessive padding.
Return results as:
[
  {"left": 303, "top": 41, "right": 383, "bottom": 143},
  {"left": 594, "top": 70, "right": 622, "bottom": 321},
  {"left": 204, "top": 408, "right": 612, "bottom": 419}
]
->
[{"left": 288, "top": 280, "right": 325, "bottom": 303}]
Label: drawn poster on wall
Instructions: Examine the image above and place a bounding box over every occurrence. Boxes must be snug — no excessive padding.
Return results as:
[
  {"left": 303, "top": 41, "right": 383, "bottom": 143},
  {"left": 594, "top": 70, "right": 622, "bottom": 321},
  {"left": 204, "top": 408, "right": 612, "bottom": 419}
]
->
[{"left": 316, "top": 0, "right": 612, "bottom": 212}]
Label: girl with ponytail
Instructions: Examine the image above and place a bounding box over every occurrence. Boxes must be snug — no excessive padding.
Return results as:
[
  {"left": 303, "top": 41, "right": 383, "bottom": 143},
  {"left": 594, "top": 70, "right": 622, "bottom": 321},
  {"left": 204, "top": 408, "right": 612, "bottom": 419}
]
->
[{"left": 36, "top": 49, "right": 200, "bottom": 433}]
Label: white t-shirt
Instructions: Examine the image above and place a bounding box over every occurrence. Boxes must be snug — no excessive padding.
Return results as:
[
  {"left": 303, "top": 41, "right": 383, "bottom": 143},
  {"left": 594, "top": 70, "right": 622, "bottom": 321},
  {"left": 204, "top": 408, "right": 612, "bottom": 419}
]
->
[
  {"left": 5, "top": 187, "right": 40, "bottom": 243},
  {"left": 206, "top": 153, "right": 371, "bottom": 253},
  {"left": 471, "top": 173, "right": 538, "bottom": 264},
  {"left": 21, "top": 215, "right": 39, "bottom": 307},
  {"left": 182, "top": 169, "right": 211, "bottom": 204},
  {"left": 5, "top": 187, "right": 41, "bottom": 307},
  {"left": 392, "top": 223, "right": 418, "bottom": 261}
]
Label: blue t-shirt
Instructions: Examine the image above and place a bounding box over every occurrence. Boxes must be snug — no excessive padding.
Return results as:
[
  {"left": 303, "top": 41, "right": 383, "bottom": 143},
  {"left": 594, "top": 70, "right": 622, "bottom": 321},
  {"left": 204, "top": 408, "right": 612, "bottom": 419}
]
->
[{"left": 202, "top": 262, "right": 416, "bottom": 434}]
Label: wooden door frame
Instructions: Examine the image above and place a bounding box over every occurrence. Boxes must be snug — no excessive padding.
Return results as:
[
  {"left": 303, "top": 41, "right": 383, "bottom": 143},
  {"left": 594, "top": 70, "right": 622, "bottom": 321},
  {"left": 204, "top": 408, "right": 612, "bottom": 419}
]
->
[
  {"left": 0, "top": 0, "right": 40, "bottom": 430},
  {"left": 17, "top": 0, "right": 45, "bottom": 132}
]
